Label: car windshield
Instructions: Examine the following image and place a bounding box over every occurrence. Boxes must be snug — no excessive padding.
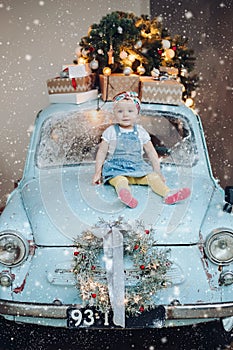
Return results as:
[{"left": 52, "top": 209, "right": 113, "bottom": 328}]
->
[{"left": 36, "top": 109, "right": 197, "bottom": 168}]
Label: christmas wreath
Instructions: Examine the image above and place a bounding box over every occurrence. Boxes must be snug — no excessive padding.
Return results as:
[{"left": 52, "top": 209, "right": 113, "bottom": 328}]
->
[{"left": 73, "top": 217, "right": 172, "bottom": 316}]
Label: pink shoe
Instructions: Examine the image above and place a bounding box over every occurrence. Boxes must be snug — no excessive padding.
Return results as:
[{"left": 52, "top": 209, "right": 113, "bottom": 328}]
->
[
  {"left": 118, "top": 189, "right": 138, "bottom": 208},
  {"left": 164, "top": 188, "right": 191, "bottom": 205}
]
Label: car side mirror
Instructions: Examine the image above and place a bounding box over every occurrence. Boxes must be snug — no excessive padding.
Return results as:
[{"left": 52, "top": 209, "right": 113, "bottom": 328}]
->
[{"left": 223, "top": 186, "right": 233, "bottom": 213}]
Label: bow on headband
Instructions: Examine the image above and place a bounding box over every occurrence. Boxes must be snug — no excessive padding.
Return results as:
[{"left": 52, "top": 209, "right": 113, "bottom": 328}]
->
[{"left": 113, "top": 91, "right": 141, "bottom": 113}]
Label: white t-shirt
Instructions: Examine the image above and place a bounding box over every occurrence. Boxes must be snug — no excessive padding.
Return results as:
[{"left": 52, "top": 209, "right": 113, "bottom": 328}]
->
[{"left": 102, "top": 124, "right": 150, "bottom": 156}]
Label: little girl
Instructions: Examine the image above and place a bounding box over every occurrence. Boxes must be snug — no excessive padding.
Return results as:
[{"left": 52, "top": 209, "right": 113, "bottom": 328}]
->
[{"left": 92, "top": 91, "right": 190, "bottom": 208}]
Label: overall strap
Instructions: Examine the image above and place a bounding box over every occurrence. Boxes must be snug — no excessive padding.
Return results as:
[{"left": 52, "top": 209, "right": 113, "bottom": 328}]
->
[{"left": 114, "top": 124, "right": 121, "bottom": 135}]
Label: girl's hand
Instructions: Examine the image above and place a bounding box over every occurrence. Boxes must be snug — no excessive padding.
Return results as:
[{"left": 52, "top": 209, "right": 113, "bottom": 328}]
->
[
  {"left": 159, "top": 173, "right": 166, "bottom": 183},
  {"left": 156, "top": 170, "right": 166, "bottom": 183},
  {"left": 92, "top": 174, "right": 102, "bottom": 185},
  {"left": 92, "top": 140, "right": 109, "bottom": 185}
]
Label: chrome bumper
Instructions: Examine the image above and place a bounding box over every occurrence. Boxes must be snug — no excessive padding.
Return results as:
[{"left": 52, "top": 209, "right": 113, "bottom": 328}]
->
[{"left": 0, "top": 300, "right": 233, "bottom": 319}]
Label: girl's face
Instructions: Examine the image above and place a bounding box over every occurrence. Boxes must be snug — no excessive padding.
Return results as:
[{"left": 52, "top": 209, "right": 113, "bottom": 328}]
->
[{"left": 113, "top": 99, "right": 138, "bottom": 129}]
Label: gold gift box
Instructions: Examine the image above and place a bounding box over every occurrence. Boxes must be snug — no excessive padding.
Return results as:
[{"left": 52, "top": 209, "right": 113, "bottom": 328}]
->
[
  {"left": 99, "top": 74, "right": 140, "bottom": 101},
  {"left": 47, "top": 73, "right": 96, "bottom": 95},
  {"left": 140, "top": 77, "right": 183, "bottom": 105},
  {"left": 159, "top": 66, "right": 179, "bottom": 76}
]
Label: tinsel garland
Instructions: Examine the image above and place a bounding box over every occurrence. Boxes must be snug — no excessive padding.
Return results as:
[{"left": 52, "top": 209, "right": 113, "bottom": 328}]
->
[{"left": 73, "top": 217, "right": 172, "bottom": 316}]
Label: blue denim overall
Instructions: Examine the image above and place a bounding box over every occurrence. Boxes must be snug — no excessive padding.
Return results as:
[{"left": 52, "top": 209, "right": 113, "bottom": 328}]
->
[{"left": 102, "top": 124, "right": 153, "bottom": 183}]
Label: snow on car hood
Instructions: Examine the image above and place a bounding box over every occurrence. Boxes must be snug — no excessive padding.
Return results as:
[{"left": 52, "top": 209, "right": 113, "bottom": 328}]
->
[{"left": 21, "top": 165, "right": 215, "bottom": 245}]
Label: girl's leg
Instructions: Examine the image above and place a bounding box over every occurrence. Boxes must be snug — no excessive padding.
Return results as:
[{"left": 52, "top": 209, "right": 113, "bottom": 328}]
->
[
  {"left": 108, "top": 175, "right": 138, "bottom": 208},
  {"left": 144, "top": 173, "right": 170, "bottom": 197},
  {"left": 131, "top": 173, "right": 190, "bottom": 204}
]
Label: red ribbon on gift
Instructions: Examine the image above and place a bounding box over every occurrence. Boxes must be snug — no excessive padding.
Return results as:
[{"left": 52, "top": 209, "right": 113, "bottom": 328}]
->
[
  {"left": 71, "top": 78, "right": 77, "bottom": 90},
  {"left": 57, "top": 68, "right": 77, "bottom": 90}
]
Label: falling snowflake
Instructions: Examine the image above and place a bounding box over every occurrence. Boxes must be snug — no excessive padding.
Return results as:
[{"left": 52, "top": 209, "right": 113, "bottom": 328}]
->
[
  {"left": 219, "top": 2, "right": 226, "bottom": 7},
  {"left": 25, "top": 54, "right": 32, "bottom": 61},
  {"left": 33, "top": 19, "right": 40, "bottom": 25},
  {"left": 185, "top": 11, "right": 193, "bottom": 19}
]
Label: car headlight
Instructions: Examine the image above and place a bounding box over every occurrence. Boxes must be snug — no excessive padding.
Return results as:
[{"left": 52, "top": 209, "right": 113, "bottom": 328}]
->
[
  {"left": 0, "top": 231, "right": 29, "bottom": 266},
  {"left": 205, "top": 229, "right": 233, "bottom": 265}
]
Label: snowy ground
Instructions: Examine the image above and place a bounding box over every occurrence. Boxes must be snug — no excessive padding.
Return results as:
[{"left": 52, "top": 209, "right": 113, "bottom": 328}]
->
[{"left": 0, "top": 318, "right": 232, "bottom": 350}]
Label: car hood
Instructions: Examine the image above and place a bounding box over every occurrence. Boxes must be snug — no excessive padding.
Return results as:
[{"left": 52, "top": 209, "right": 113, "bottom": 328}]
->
[{"left": 21, "top": 165, "right": 215, "bottom": 245}]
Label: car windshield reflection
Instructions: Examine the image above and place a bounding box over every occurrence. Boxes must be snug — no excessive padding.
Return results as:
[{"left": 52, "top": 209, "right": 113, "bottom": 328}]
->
[{"left": 36, "top": 109, "right": 197, "bottom": 169}]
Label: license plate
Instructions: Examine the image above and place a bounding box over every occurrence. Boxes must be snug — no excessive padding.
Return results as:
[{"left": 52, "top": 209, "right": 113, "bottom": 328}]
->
[
  {"left": 67, "top": 306, "right": 114, "bottom": 328},
  {"left": 67, "top": 305, "right": 165, "bottom": 329}
]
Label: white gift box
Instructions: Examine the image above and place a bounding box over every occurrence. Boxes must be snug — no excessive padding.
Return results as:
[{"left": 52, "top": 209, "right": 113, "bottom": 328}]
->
[
  {"left": 49, "top": 89, "right": 98, "bottom": 104},
  {"left": 62, "top": 64, "right": 91, "bottom": 78}
]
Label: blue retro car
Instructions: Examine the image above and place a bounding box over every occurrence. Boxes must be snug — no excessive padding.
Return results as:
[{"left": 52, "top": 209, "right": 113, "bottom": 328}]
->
[{"left": 0, "top": 99, "right": 232, "bottom": 331}]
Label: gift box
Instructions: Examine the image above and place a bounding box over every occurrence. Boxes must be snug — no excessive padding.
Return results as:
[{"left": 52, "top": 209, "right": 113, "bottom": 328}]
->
[
  {"left": 99, "top": 74, "right": 140, "bottom": 101},
  {"left": 62, "top": 63, "right": 91, "bottom": 78},
  {"left": 139, "top": 77, "right": 183, "bottom": 105},
  {"left": 48, "top": 89, "right": 98, "bottom": 104},
  {"left": 159, "top": 66, "right": 179, "bottom": 76},
  {"left": 47, "top": 73, "right": 96, "bottom": 95}
]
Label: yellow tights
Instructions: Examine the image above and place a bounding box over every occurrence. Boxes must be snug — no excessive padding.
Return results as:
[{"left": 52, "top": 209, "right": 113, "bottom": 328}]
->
[{"left": 108, "top": 173, "right": 170, "bottom": 198}]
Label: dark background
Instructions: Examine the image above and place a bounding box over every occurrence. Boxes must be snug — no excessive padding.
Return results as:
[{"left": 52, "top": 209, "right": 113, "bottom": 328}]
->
[
  {"left": 0, "top": 317, "right": 232, "bottom": 349},
  {"left": 151, "top": 0, "right": 233, "bottom": 188}
]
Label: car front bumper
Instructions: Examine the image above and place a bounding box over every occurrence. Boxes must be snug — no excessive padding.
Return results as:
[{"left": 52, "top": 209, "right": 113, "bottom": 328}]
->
[{"left": 1, "top": 300, "right": 233, "bottom": 320}]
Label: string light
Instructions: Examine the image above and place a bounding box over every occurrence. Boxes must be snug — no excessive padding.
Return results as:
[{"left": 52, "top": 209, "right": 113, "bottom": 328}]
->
[
  {"left": 185, "top": 98, "right": 194, "bottom": 108},
  {"left": 75, "top": 11, "right": 198, "bottom": 103},
  {"left": 103, "top": 67, "right": 111, "bottom": 76}
]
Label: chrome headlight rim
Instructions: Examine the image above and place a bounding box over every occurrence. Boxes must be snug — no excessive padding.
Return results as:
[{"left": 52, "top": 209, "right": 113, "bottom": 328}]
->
[
  {"left": 204, "top": 229, "right": 233, "bottom": 265},
  {"left": 0, "top": 230, "right": 29, "bottom": 267}
]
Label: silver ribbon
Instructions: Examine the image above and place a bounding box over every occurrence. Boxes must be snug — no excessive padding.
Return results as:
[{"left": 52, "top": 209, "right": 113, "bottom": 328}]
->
[{"left": 92, "top": 224, "right": 125, "bottom": 328}]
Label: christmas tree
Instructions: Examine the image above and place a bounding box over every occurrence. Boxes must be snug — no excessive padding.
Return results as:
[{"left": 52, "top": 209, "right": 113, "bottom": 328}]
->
[{"left": 77, "top": 11, "right": 198, "bottom": 105}]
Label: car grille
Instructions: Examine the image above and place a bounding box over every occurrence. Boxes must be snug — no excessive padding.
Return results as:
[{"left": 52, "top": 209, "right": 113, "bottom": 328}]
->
[{"left": 46, "top": 262, "right": 185, "bottom": 286}]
